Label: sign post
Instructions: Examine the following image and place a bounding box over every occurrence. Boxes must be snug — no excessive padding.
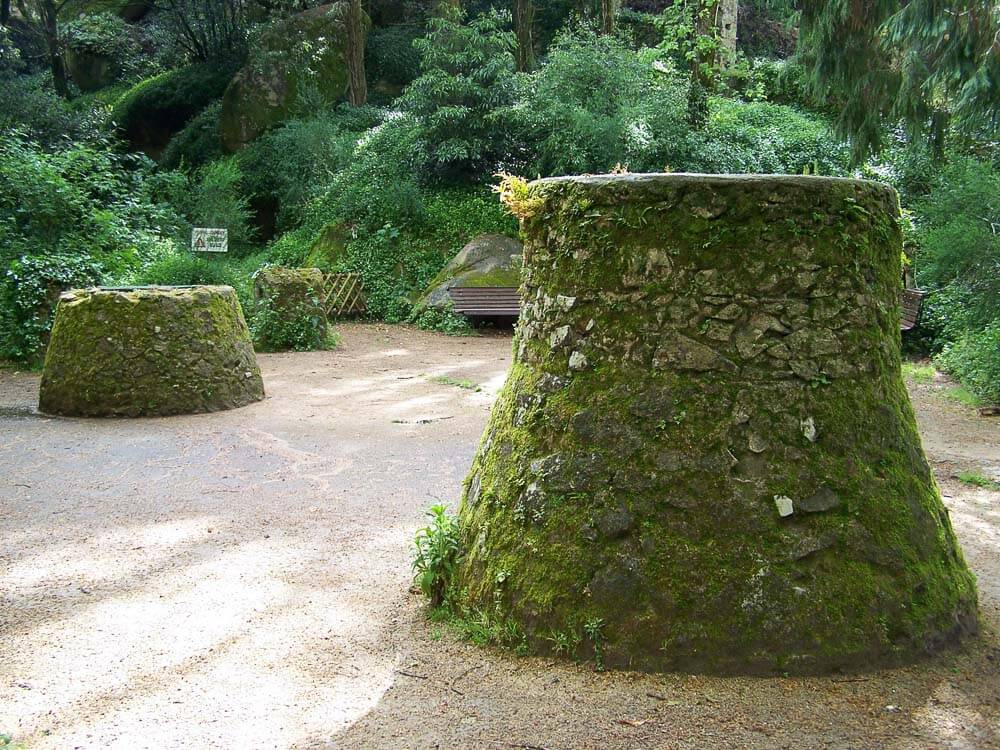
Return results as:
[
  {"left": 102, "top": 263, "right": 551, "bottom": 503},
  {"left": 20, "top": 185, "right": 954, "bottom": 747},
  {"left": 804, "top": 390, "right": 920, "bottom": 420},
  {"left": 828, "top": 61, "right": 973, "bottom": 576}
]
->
[{"left": 192, "top": 228, "right": 229, "bottom": 254}]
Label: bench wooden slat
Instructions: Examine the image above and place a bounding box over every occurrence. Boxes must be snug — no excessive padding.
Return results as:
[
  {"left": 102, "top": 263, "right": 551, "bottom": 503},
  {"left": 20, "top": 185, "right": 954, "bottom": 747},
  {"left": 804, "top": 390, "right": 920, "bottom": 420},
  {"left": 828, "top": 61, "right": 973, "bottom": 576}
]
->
[
  {"left": 900, "top": 288, "right": 925, "bottom": 331},
  {"left": 449, "top": 287, "right": 521, "bottom": 317}
]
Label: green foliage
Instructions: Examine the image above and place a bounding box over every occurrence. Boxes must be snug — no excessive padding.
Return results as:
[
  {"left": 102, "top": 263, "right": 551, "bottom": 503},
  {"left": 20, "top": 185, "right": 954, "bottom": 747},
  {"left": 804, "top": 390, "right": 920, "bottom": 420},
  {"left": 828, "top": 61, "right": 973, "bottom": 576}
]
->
[
  {"left": 914, "top": 156, "right": 999, "bottom": 327},
  {"left": 238, "top": 107, "right": 378, "bottom": 231},
  {"left": 686, "top": 98, "right": 850, "bottom": 175},
  {"left": 935, "top": 322, "right": 1000, "bottom": 405},
  {"left": 0, "top": 74, "right": 101, "bottom": 145},
  {"left": 366, "top": 23, "right": 422, "bottom": 89},
  {"left": 61, "top": 10, "right": 136, "bottom": 60},
  {"left": 111, "top": 63, "right": 236, "bottom": 146},
  {"left": 0, "top": 731, "right": 27, "bottom": 749},
  {"left": 901, "top": 361, "right": 935, "bottom": 384},
  {"left": 160, "top": 101, "right": 224, "bottom": 170},
  {"left": 412, "top": 503, "right": 460, "bottom": 606},
  {"left": 0, "top": 130, "right": 171, "bottom": 359},
  {"left": 152, "top": 158, "right": 256, "bottom": 256},
  {"left": 249, "top": 292, "right": 335, "bottom": 352},
  {"left": 511, "top": 28, "right": 689, "bottom": 175},
  {"left": 429, "top": 374, "right": 480, "bottom": 390},
  {"left": 799, "top": 0, "right": 999, "bottom": 161},
  {"left": 403, "top": 11, "right": 517, "bottom": 180}
]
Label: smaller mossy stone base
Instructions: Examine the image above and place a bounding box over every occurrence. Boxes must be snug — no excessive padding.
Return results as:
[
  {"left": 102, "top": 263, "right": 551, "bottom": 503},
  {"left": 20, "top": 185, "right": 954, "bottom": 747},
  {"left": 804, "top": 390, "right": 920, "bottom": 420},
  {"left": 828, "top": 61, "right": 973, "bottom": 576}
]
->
[
  {"left": 39, "top": 286, "right": 264, "bottom": 417},
  {"left": 452, "top": 174, "right": 978, "bottom": 675},
  {"left": 253, "top": 266, "right": 326, "bottom": 318}
]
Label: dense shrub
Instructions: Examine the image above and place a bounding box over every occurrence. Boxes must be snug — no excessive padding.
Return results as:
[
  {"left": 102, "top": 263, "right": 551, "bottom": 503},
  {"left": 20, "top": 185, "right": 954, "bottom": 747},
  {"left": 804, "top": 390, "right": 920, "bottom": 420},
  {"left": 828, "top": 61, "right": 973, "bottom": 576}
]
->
[
  {"left": 366, "top": 24, "right": 423, "bottom": 90},
  {"left": 936, "top": 321, "right": 1000, "bottom": 405},
  {"left": 237, "top": 107, "right": 379, "bottom": 231},
  {"left": 0, "top": 132, "right": 171, "bottom": 359},
  {"left": 160, "top": 101, "right": 224, "bottom": 170},
  {"left": 61, "top": 11, "right": 139, "bottom": 74},
  {"left": 686, "top": 98, "right": 850, "bottom": 175},
  {"left": 250, "top": 294, "right": 336, "bottom": 352},
  {"left": 511, "top": 29, "right": 689, "bottom": 175},
  {"left": 150, "top": 158, "right": 256, "bottom": 255},
  {"left": 111, "top": 63, "right": 236, "bottom": 153},
  {"left": 0, "top": 73, "right": 100, "bottom": 145},
  {"left": 913, "top": 156, "right": 999, "bottom": 327}
]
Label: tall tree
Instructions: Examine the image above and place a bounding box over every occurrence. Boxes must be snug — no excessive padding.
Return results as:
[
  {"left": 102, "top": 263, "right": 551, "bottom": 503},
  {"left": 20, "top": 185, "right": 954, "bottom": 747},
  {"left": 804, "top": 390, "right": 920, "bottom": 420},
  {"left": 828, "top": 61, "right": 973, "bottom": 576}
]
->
[
  {"left": 513, "top": 0, "right": 534, "bottom": 71},
  {"left": 14, "top": 0, "right": 73, "bottom": 96},
  {"left": 598, "top": 0, "right": 618, "bottom": 35},
  {"left": 344, "top": 0, "right": 366, "bottom": 105},
  {"left": 799, "top": 0, "right": 1000, "bottom": 162}
]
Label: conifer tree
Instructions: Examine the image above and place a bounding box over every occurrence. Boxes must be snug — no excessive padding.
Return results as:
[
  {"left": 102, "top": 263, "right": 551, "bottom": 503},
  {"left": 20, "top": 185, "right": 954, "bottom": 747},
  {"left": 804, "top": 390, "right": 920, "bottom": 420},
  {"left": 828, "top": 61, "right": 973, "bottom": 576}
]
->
[{"left": 799, "top": 0, "right": 999, "bottom": 162}]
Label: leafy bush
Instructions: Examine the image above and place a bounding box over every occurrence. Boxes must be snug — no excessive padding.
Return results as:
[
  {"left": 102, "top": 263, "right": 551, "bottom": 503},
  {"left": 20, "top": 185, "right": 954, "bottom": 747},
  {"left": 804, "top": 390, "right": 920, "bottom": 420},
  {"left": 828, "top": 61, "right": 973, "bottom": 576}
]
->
[
  {"left": 935, "top": 321, "right": 1000, "bottom": 405},
  {"left": 913, "top": 156, "right": 999, "bottom": 327},
  {"left": 62, "top": 11, "right": 138, "bottom": 64},
  {"left": 250, "top": 292, "right": 335, "bottom": 352},
  {"left": 511, "top": 29, "right": 689, "bottom": 175},
  {"left": 160, "top": 101, "right": 224, "bottom": 170},
  {"left": 686, "top": 98, "right": 850, "bottom": 175},
  {"left": 0, "top": 131, "right": 176, "bottom": 359},
  {"left": 412, "top": 304, "right": 473, "bottom": 334},
  {"left": 366, "top": 23, "right": 422, "bottom": 90},
  {"left": 0, "top": 73, "right": 100, "bottom": 145},
  {"left": 151, "top": 158, "right": 256, "bottom": 256},
  {"left": 412, "top": 504, "right": 460, "bottom": 606},
  {"left": 111, "top": 63, "right": 236, "bottom": 151},
  {"left": 403, "top": 11, "right": 517, "bottom": 180},
  {"left": 237, "top": 107, "right": 377, "bottom": 231}
]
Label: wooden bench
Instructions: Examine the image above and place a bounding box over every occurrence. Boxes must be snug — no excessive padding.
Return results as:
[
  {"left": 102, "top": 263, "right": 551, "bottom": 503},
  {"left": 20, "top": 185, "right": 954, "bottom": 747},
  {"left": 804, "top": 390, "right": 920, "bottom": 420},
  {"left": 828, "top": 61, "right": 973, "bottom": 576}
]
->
[
  {"left": 448, "top": 287, "right": 521, "bottom": 317},
  {"left": 901, "top": 288, "right": 926, "bottom": 331}
]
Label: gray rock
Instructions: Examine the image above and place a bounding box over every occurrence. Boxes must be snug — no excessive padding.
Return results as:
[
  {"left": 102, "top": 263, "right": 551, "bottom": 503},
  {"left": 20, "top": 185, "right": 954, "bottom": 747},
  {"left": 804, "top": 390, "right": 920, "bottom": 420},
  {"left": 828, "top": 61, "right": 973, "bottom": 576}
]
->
[
  {"left": 798, "top": 486, "right": 841, "bottom": 513},
  {"left": 653, "top": 335, "right": 736, "bottom": 372},
  {"left": 411, "top": 234, "right": 523, "bottom": 315}
]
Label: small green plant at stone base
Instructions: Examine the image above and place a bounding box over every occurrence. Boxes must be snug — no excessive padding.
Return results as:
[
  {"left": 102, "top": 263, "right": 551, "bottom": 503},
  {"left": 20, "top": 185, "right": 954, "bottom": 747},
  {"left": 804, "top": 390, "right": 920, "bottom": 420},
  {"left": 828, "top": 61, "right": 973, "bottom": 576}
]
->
[
  {"left": 583, "top": 616, "right": 606, "bottom": 672},
  {"left": 429, "top": 375, "right": 480, "bottom": 392},
  {"left": 0, "top": 732, "right": 27, "bottom": 749},
  {"left": 902, "top": 361, "right": 936, "bottom": 384},
  {"left": 956, "top": 471, "right": 1000, "bottom": 490},
  {"left": 411, "top": 504, "right": 460, "bottom": 607}
]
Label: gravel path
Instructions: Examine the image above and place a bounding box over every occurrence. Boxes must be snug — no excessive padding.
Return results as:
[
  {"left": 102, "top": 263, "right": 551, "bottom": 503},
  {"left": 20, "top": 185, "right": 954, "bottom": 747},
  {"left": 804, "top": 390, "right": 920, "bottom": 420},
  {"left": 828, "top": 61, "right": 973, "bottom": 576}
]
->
[{"left": 1, "top": 324, "right": 997, "bottom": 750}]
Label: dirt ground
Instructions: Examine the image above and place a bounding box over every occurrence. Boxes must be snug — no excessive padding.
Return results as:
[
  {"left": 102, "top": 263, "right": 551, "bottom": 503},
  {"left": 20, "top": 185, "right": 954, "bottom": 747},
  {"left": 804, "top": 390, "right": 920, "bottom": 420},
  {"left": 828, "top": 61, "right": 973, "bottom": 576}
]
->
[{"left": 1, "top": 323, "right": 997, "bottom": 750}]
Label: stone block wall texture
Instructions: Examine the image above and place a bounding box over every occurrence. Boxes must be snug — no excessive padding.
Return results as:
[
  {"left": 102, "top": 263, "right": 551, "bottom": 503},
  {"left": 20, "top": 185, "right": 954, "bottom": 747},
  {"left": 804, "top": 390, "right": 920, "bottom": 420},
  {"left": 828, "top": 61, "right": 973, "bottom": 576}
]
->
[
  {"left": 253, "top": 266, "right": 326, "bottom": 317},
  {"left": 452, "top": 174, "right": 978, "bottom": 674},
  {"left": 39, "top": 286, "right": 264, "bottom": 417}
]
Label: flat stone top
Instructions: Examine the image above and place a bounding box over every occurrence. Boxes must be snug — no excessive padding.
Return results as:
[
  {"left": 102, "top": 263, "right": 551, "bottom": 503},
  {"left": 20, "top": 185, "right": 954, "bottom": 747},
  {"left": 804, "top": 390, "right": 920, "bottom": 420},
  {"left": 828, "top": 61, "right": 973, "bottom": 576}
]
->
[
  {"left": 531, "top": 172, "right": 894, "bottom": 197},
  {"left": 59, "top": 285, "right": 237, "bottom": 302}
]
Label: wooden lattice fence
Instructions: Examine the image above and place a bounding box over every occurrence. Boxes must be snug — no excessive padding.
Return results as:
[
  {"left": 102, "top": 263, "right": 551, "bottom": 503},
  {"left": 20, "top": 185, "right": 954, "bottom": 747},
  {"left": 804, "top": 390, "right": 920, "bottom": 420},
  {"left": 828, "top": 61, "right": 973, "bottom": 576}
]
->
[{"left": 321, "top": 272, "right": 366, "bottom": 318}]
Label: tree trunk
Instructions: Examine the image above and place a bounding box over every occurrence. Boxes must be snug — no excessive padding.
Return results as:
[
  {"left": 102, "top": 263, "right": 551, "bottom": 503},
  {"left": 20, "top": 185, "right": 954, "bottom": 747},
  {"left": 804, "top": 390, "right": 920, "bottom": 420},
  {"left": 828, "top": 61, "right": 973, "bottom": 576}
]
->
[
  {"left": 1, "top": 0, "right": 11, "bottom": 26},
  {"left": 687, "top": 0, "right": 716, "bottom": 127},
  {"left": 599, "top": 0, "right": 617, "bottom": 35},
  {"left": 40, "top": 0, "right": 69, "bottom": 97},
  {"left": 514, "top": 0, "right": 534, "bottom": 72},
  {"left": 345, "top": 0, "right": 367, "bottom": 106},
  {"left": 717, "top": 0, "right": 737, "bottom": 61}
]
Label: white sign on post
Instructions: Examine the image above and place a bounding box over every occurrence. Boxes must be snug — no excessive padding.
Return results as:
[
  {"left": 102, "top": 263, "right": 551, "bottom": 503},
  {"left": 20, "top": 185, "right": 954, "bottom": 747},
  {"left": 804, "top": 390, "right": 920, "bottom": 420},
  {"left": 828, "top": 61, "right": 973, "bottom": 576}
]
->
[{"left": 192, "top": 228, "right": 228, "bottom": 253}]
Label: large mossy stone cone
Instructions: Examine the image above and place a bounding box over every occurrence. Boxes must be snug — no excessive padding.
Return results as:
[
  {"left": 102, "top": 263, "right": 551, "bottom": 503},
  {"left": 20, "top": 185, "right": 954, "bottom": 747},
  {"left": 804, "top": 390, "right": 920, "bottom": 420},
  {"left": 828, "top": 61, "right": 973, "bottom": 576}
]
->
[
  {"left": 453, "top": 174, "right": 978, "bottom": 675},
  {"left": 39, "top": 286, "right": 264, "bottom": 417}
]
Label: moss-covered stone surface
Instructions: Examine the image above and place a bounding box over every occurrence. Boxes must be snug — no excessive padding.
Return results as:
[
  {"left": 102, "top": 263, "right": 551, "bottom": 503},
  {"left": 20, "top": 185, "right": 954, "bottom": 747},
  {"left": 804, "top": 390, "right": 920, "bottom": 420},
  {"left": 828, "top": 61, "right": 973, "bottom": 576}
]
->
[
  {"left": 452, "top": 174, "right": 978, "bottom": 675},
  {"left": 39, "top": 286, "right": 263, "bottom": 417},
  {"left": 253, "top": 266, "right": 326, "bottom": 318}
]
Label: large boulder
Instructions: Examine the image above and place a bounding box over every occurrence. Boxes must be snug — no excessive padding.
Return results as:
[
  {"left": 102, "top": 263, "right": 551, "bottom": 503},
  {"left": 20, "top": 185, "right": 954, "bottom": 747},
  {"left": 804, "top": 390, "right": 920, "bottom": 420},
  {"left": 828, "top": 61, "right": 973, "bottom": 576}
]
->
[
  {"left": 220, "top": 3, "right": 359, "bottom": 151},
  {"left": 413, "top": 234, "right": 523, "bottom": 315}
]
